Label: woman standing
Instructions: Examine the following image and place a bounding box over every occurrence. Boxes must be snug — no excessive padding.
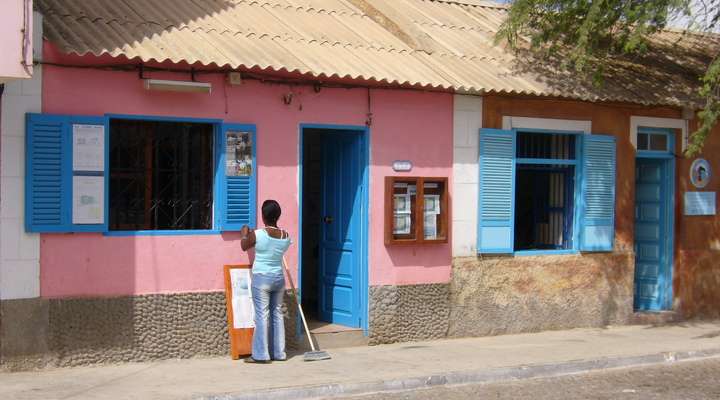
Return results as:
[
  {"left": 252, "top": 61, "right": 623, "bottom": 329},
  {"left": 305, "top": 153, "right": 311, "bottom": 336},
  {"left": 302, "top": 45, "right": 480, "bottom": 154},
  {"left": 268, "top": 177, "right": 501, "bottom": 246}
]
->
[{"left": 240, "top": 200, "right": 292, "bottom": 363}]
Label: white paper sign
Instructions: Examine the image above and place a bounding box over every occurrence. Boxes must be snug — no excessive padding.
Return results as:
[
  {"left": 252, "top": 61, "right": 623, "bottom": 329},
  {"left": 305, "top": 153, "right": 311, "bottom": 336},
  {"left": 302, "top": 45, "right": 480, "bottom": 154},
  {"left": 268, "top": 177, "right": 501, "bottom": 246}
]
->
[
  {"left": 684, "top": 192, "right": 716, "bottom": 216},
  {"left": 230, "top": 269, "right": 255, "bottom": 329},
  {"left": 73, "top": 124, "right": 105, "bottom": 172},
  {"left": 72, "top": 176, "right": 104, "bottom": 224},
  {"left": 423, "top": 213, "right": 437, "bottom": 239}
]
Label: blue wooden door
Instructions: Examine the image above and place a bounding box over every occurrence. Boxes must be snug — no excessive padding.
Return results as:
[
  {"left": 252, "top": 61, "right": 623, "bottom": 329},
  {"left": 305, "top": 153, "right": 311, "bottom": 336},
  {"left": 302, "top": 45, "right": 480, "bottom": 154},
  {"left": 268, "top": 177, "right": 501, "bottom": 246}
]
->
[
  {"left": 319, "top": 132, "right": 363, "bottom": 327},
  {"left": 634, "top": 158, "right": 671, "bottom": 310}
]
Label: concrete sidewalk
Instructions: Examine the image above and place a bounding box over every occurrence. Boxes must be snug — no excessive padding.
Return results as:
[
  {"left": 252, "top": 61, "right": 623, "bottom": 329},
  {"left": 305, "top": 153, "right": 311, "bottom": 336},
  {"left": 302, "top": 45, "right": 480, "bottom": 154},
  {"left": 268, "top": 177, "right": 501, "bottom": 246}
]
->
[{"left": 2, "top": 322, "right": 720, "bottom": 400}]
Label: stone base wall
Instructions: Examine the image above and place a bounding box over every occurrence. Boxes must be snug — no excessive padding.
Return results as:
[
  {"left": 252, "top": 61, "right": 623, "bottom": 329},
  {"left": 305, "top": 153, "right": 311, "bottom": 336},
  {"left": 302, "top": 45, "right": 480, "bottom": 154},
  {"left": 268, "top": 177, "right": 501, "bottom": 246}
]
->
[
  {"left": 0, "top": 298, "right": 51, "bottom": 371},
  {"left": 369, "top": 284, "right": 450, "bottom": 345},
  {"left": 448, "top": 253, "right": 635, "bottom": 337},
  {"left": 2, "top": 254, "right": 639, "bottom": 369},
  {"left": 1, "top": 291, "right": 302, "bottom": 371}
]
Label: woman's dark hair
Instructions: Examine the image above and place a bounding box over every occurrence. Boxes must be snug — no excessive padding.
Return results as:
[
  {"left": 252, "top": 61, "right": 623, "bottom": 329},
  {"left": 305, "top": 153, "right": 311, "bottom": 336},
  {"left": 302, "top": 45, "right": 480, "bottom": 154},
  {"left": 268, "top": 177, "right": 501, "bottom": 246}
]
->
[{"left": 261, "top": 200, "right": 282, "bottom": 224}]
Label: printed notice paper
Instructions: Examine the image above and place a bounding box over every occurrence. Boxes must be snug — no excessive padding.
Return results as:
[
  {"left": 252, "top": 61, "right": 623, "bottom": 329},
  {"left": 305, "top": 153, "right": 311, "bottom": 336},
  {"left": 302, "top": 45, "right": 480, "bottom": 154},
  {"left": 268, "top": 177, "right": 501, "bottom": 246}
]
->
[
  {"left": 73, "top": 124, "right": 105, "bottom": 172},
  {"left": 684, "top": 192, "right": 716, "bottom": 216},
  {"left": 72, "top": 176, "right": 104, "bottom": 224},
  {"left": 230, "top": 269, "right": 255, "bottom": 329}
]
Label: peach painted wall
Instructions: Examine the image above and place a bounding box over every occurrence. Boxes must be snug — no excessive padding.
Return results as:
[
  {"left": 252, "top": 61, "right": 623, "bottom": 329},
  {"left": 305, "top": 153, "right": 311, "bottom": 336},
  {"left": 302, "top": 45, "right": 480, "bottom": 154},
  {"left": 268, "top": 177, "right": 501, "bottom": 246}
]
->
[
  {"left": 40, "top": 50, "right": 452, "bottom": 297},
  {"left": 483, "top": 95, "right": 720, "bottom": 318}
]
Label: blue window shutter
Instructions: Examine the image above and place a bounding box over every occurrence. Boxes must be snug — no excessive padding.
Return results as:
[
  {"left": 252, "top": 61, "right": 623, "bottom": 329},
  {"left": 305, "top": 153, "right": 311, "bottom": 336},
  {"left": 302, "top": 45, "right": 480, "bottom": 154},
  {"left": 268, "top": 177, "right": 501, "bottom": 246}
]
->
[
  {"left": 477, "top": 128, "right": 516, "bottom": 253},
  {"left": 215, "top": 123, "right": 257, "bottom": 231},
  {"left": 26, "top": 113, "right": 107, "bottom": 233},
  {"left": 26, "top": 114, "right": 67, "bottom": 232},
  {"left": 580, "top": 134, "right": 616, "bottom": 251}
]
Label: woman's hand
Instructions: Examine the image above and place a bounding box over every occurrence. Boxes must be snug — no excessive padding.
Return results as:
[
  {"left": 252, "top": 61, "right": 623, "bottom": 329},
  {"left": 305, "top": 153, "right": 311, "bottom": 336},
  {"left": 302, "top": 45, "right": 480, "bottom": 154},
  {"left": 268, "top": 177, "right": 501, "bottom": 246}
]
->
[{"left": 240, "top": 225, "right": 256, "bottom": 251}]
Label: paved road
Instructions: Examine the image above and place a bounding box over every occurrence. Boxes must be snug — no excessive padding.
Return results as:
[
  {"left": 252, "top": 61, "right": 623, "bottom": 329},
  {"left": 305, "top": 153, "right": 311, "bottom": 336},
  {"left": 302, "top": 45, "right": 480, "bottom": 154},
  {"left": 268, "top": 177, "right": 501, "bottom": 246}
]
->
[{"left": 340, "top": 357, "right": 720, "bottom": 400}]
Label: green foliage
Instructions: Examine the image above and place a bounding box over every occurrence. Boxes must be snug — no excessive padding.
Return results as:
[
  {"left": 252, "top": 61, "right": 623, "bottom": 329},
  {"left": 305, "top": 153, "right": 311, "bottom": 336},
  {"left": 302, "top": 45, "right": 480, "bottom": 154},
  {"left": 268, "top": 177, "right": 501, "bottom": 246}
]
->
[
  {"left": 689, "top": 56, "right": 720, "bottom": 155},
  {"left": 497, "top": 0, "right": 719, "bottom": 156}
]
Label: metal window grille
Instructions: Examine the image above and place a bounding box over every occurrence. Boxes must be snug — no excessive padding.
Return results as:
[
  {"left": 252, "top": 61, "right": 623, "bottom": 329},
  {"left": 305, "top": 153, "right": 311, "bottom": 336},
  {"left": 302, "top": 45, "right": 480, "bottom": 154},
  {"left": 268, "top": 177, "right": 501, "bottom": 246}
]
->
[{"left": 109, "top": 119, "right": 213, "bottom": 231}]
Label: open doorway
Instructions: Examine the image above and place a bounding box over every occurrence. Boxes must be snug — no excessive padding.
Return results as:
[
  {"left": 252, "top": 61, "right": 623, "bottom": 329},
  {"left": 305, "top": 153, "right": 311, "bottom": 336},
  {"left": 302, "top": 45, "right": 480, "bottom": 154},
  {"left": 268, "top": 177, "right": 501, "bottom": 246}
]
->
[
  {"left": 300, "top": 126, "right": 368, "bottom": 331},
  {"left": 301, "top": 129, "right": 323, "bottom": 321}
]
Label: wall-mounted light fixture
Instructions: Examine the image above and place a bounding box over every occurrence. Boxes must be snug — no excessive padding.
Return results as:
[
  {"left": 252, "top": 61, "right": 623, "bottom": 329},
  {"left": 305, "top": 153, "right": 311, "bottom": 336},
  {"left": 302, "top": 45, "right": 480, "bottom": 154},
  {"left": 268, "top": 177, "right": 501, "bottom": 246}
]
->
[{"left": 143, "top": 79, "right": 212, "bottom": 94}]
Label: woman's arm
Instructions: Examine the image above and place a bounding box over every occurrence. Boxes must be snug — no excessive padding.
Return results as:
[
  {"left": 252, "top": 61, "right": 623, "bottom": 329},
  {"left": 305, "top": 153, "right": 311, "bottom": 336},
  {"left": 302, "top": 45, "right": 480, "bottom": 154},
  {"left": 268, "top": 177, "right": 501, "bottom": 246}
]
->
[{"left": 240, "top": 225, "right": 256, "bottom": 251}]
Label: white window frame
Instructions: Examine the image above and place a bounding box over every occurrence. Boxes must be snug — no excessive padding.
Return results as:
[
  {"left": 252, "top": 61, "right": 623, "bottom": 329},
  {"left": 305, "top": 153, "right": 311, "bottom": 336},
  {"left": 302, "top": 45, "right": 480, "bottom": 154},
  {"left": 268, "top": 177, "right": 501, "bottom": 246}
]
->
[
  {"left": 502, "top": 116, "right": 592, "bottom": 134},
  {"left": 630, "top": 116, "right": 688, "bottom": 152},
  {"left": 503, "top": 116, "right": 592, "bottom": 254}
]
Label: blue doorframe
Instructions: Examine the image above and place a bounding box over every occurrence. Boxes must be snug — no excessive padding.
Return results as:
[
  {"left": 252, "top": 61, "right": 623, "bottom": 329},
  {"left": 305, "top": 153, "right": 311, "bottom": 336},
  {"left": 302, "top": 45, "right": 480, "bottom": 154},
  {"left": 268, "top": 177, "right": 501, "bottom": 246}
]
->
[
  {"left": 298, "top": 123, "right": 370, "bottom": 334},
  {"left": 634, "top": 128, "right": 676, "bottom": 311}
]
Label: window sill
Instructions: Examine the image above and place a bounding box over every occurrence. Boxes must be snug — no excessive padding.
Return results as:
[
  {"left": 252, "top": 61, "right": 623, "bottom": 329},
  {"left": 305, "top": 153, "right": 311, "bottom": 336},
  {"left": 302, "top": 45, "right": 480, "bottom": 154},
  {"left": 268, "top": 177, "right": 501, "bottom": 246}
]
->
[
  {"left": 104, "top": 229, "right": 223, "bottom": 237},
  {"left": 513, "top": 249, "right": 578, "bottom": 256}
]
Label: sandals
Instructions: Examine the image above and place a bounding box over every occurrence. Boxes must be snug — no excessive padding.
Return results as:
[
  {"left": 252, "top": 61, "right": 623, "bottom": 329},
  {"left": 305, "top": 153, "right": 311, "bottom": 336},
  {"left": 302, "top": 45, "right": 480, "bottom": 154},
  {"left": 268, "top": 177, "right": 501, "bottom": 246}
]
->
[{"left": 243, "top": 357, "right": 271, "bottom": 364}]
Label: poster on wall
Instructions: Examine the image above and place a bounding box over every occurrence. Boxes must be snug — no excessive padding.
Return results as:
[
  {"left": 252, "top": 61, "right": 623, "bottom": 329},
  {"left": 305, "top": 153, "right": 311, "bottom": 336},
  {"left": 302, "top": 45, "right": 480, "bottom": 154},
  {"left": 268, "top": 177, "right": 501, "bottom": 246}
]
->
[
  {"left": 393, "top": 214, "right": 411, "bottom": 235},
  {"left": 684, "top": 192, "right": 716, "bottom": 216},
  {"left": 423, "top": 194, "right": 441, "bottom": 239},
  {"left": 690, "top": 159, "right": 711, "bottom": 189},
  {"left": 72, "top": 176, "right": 104, "bottom": 224},
  {"left": 423, "top": 213, "right": 437, "bottom": 239},
  {"left": 229, "top": 268, "right": 254, "bottom": 329},
  {"left": 394, "top": 194, "right": 411, "bottom": 214},
  {"left": 226, "top": 131, "right": 253, "bottom": 177},
  {"left": 424, "top": 194, "right": 440, "bottom": 214},
  {"left": 72, "top": 124, "right": 105, "bottom": 172}
]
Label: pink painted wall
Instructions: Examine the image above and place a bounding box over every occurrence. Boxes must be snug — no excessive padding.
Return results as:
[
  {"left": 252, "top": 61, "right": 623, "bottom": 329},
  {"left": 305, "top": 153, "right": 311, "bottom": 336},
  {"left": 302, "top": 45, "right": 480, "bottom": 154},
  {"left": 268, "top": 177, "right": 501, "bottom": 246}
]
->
[
  {"left": 40, "top": 48, "right": 453, "bottom": 298},
  {"left": 0, "top": 0, "right": 32, "bottom": 81}
]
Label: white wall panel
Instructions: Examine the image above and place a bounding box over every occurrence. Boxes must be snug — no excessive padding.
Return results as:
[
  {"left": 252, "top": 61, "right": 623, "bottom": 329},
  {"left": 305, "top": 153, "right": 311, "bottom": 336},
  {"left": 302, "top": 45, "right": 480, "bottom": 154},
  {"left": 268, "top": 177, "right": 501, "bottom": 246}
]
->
[{"left": 452, "top": 95, "right": 482, "bottom": 256}]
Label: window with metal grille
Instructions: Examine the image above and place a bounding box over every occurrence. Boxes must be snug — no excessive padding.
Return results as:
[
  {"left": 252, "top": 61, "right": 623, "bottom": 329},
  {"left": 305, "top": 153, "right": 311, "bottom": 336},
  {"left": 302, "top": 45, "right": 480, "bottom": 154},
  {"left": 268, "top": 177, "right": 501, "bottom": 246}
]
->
[
  {"left": 109, "top": 119, "right": 214, "bottom": 231},
  {"left": 514, "top": 132, "right": 577, "bottom": 251}
]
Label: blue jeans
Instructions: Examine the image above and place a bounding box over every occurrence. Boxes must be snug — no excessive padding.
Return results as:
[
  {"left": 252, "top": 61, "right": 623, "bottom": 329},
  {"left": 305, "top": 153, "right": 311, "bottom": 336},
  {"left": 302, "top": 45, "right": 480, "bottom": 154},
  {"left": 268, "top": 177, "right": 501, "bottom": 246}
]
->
[{"left": 251, "top": 273, "right": 286, "bottom": 361}]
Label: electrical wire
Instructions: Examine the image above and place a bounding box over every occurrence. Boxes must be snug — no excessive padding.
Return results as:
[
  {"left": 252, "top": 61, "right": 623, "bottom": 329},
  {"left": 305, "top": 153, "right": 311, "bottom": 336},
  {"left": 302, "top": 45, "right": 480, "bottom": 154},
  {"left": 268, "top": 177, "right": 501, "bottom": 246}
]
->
[
  {"left": 21, "top": 0, "right": 33, "bottom": 75},
  {"left": 33, "top": 60, "right": 467, "bottom": 97}
]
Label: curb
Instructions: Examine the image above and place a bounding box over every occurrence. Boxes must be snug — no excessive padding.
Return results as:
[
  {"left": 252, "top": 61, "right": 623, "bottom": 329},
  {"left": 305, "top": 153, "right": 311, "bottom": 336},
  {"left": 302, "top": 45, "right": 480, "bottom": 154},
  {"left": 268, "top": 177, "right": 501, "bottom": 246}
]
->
[{"left": 198, "top": 348, "right": 720, "bottom": 400}]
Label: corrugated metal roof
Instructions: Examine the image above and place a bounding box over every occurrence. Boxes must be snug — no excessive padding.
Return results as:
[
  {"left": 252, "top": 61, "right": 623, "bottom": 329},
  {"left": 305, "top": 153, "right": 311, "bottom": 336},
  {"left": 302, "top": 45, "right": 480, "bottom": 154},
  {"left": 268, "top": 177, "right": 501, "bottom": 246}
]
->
[{"left": 37, "top": 0, "right": 718, "bottom": 107}]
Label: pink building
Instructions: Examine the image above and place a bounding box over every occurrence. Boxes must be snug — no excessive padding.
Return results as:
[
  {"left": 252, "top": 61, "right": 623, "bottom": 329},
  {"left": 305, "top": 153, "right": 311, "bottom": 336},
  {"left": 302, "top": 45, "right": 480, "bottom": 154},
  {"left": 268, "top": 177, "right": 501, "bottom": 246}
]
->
[{"left": 1, "top": 0, "right": 717, "bottom": 370}]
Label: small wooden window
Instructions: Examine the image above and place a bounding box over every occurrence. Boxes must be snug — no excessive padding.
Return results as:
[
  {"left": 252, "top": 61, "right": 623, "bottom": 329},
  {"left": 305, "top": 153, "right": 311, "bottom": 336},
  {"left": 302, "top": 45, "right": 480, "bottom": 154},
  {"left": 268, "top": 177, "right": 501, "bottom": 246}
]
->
[{"left": 385, "top": 176, "right": 449, "bottom": 245}]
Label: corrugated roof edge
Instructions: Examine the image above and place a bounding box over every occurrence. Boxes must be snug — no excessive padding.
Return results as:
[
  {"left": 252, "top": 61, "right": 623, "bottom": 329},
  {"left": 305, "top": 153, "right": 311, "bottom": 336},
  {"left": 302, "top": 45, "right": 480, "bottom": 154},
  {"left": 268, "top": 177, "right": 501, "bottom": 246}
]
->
[
  {"left": 47, "top": 46, "right": 693, "bottom": 108},
  {"left": 50, "top": 47, "right": 455, "bottom": 88}
]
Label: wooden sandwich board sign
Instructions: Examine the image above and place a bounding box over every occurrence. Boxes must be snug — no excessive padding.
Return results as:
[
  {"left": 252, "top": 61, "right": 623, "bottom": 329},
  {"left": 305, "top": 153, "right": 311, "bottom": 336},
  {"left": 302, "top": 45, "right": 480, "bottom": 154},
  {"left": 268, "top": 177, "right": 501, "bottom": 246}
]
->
[{"left": 223, "top": 264, "right": 254, "bottom": 359}]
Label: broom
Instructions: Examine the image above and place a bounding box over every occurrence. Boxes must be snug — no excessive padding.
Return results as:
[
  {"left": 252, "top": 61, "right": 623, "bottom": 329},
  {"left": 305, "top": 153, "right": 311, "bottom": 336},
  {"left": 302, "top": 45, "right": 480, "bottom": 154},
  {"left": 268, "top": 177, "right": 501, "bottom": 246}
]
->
[{"left": 282, "top": 256, "right": 331, "bottom": 361}]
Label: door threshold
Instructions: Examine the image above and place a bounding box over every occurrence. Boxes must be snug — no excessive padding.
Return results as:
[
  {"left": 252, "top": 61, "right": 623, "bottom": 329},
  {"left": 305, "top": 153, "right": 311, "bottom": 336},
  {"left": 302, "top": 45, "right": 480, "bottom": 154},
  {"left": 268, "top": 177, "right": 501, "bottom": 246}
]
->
[
  {"left": 630, "top": 310, "right": 681, "bottom": 325},
  {"left": 308, "top": 320, "right": 363, "bottom": 334}
]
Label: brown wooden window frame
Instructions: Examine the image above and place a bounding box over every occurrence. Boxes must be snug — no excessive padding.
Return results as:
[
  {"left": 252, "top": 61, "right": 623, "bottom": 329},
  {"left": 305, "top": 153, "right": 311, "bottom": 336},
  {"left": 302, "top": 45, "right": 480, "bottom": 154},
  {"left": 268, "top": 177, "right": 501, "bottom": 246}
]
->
[{"left": 384, "top": 176, "right": 449, "bottom": 245}]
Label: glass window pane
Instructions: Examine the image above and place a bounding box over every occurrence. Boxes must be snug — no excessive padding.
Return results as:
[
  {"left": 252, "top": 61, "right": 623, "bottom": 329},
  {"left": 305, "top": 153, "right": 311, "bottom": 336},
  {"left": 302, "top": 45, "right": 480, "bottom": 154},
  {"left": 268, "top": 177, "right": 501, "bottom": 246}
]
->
[
  {"left": 514, "top": 163, "right": 575, "bottom": 250},
  {"left": 650, "top": 134, "right": 668, "bottom": 151},
  {"left": 109, "top": 119, "right": 214, "bottom": 231},
  {"left": 392, "top": 180, "right": 417, "bottom": 241},
  {"left": 517, "top": 132, "right": 576, "bottom": 160},
  {"left": 637, "top": 133, "right": 649, "bottom": 150},
  {"left": 422, "top": 180, "right": 446, "bottom": 241}
]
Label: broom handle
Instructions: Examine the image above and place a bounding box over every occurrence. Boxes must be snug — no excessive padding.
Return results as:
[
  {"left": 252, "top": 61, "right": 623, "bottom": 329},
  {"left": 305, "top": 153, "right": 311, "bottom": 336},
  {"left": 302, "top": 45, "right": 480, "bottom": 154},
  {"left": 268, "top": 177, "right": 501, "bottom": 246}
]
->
[{"left": 282, "top": 256, "right": 317, "bottom": 352}]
